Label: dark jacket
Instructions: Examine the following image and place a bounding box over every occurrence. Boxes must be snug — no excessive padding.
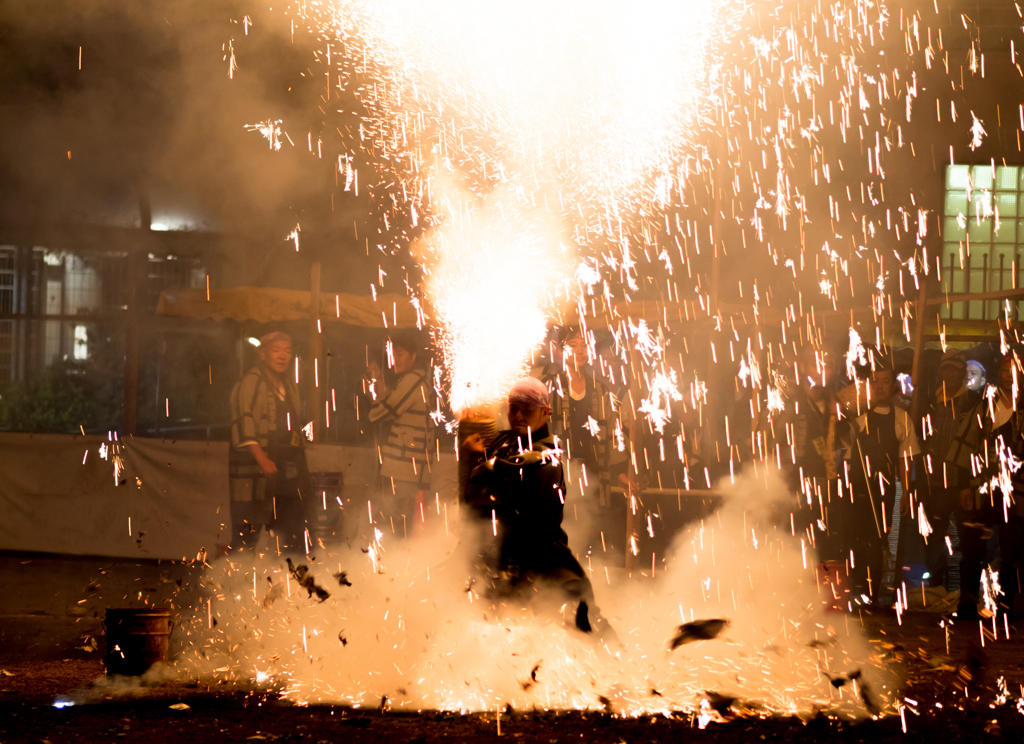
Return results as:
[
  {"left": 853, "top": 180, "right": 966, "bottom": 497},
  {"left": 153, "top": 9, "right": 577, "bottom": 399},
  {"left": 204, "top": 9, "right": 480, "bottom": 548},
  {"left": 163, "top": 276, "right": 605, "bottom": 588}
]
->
[{"left": 464, "top": 423, "right": 577, "bottom": 575}]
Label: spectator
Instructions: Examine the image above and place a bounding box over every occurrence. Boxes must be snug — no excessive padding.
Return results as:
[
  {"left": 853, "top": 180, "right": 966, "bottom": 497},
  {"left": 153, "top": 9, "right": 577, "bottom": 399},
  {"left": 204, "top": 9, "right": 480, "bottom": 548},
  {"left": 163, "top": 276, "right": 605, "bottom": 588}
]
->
[
  {"left": 843, "top": 366, "right": 921, "bottom": 603},
  {"left": 367, "top": 334, "right": 431, "bottom": 535},
  {"left": 919, "top": 351, "right": 980, "bottom": 591},
  {"left": 536, "top": 327, "right": 625, "bottom": 556},
  {"left": 949, "top": 353, "right": 1024, "bottom": 619},
  {"left": 787, "top": 347, "right": 842, "bottom": 555},
  {"left": 965, "top": 359, "right": 987, "bottom": 393},
  {"left": 229, "top": 331, "right": 310, "bottom": 552}
]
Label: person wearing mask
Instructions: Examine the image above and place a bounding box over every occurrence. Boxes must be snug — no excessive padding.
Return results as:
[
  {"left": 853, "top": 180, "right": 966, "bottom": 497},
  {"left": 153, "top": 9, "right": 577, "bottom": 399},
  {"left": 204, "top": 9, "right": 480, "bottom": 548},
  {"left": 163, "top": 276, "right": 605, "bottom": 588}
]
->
[
  {"left": 843, "top": 365, "right": 921, "bottom": 603},
  {"left": 965, "top": 360, "right": 987, "bottom": 393},
  {"left": 229, "top": 332, "right": 309, "bottom": 551},
  {"left": 949, "top": 352, "right": 1024, "bottom": 619},
  {"left": 367, "top": 334, "right": 431, "bottom": 536},
  {"left": 919, "top": 351, "right": 980, "bottom": 591}
]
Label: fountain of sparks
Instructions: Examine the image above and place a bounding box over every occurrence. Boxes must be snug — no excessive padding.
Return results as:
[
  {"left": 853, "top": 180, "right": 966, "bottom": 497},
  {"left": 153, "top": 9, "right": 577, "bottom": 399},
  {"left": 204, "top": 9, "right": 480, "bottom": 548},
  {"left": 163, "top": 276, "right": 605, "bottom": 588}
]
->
[
  {"left": 169, "top": 0, "right": 914, "bottom": 721},
  {"left": 307, "top": 0, "right": 734, "bottom": 409}
]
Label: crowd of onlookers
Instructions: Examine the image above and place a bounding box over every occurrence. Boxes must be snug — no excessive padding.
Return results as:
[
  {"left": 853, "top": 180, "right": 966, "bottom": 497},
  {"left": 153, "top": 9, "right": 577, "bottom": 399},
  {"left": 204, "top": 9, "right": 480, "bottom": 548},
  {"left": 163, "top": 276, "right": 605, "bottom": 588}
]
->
[
  {"left": 760, "top": 344, "right": 1024, "bottom": 620},
  {"left": 223, "top": 326, "right": 1024, "bottom": 620}
]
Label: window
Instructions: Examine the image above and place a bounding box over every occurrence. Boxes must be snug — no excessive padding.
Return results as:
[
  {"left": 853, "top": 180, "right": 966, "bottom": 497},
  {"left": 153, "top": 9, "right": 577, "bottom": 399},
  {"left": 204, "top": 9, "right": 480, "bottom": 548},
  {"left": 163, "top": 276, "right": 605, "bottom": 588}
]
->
[
  {"left": 73, "top": 324, "right": 88, "bottom": 361},
  {"left": 0, "top": 247, "right": 14, "bottom": 380},
  {"left": 941, "top": 164, "right": 1024, "bottom": 320}
]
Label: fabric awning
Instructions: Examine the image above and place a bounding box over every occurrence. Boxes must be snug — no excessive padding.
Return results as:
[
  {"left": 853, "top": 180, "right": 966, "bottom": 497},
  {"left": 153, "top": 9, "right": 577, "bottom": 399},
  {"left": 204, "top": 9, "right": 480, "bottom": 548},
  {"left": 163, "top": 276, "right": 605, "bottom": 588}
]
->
[{"left": 157, "top": 286, "right": 423, "bottom": 328}]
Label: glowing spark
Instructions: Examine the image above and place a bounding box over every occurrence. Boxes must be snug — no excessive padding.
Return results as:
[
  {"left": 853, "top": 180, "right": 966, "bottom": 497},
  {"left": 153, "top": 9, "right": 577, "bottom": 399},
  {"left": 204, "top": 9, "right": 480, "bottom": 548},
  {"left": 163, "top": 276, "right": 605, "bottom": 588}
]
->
[
  {"left": 969, "top": 112, "right": 986, "bottom": 150},
  {"left": 845, "top": 328, "right": 867, "bottom": 380},
  {"left": 246, "top": 119, "right": 284, "bottom": 150},
  {"left": 286, "top": 224, "right": 301, "bottom": 251},
  {"left": 917, "top": 503, "right": 932, "bottom": 543}
]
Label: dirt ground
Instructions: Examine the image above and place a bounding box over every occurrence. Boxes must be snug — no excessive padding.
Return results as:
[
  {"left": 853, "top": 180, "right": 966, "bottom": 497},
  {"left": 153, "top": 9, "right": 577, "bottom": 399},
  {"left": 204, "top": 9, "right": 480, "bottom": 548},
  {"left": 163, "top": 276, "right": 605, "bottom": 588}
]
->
[
  {"left": 4, "top": 553, "right": 1024, "bottom": 742},
  {"left": 2, "top": 610, "right": 1024, "bottom": 744}
]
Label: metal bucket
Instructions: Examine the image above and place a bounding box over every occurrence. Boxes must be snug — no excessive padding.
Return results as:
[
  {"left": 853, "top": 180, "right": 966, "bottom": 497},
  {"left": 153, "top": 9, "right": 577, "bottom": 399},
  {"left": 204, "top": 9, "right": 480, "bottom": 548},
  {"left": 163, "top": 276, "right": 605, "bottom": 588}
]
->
[
  {"left": 310, "top": 471, "right": 344, "bottom": 540},
  {"left": 104, "top": 608, "right": 172, "bottom": 676}
]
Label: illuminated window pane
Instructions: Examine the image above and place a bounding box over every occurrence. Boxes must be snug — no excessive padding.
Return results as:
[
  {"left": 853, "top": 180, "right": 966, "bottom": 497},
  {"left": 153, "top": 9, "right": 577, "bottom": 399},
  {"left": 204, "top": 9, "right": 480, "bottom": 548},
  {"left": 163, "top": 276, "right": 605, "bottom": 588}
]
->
[
  {"left": 995, "top": 166, "right": 1019, "bottom": 191},
  {"left": 73, "top": 324, "right": 88, "bottom": 361},
  {"left": 945, "top": 191, "right": 968, "bottom": 216},
  {"left": 967, "top": 219, "right": 992, "bottom": 242},
  {"left": 995, "top": 192, "right": 1018, "bottom": 217},
  {"left": 947, "top": 165, "right": 970, "bottom": 189},
  {"left": 995, "top": 219, "right": 1017, "bottom": 243},
  {"left": 970, "top": 192, "right": 992, "bottom": 217},
  {"left": 971, "top": 165, "right": 994, "bottom": 191},
  {"left": 944, "top": 216, "right": 966, "bottom": 241}
]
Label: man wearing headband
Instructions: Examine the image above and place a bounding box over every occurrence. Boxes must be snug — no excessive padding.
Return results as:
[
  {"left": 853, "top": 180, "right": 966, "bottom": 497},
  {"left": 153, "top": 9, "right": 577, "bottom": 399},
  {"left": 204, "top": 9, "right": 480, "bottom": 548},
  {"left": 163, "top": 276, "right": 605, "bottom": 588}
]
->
[
  {"left": 229, "top": 332, "right": 310, "bottom": 552},
  {"left": 461, "top": 378, "right": 615, "bottom": 640}
]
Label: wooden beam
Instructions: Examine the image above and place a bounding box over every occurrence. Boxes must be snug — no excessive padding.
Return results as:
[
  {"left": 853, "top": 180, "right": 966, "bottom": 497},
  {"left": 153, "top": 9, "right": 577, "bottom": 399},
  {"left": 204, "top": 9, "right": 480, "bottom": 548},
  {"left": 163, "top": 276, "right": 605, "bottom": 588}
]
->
[{"left": 924, "top": 287, "right": 1024, "bottom": 306}]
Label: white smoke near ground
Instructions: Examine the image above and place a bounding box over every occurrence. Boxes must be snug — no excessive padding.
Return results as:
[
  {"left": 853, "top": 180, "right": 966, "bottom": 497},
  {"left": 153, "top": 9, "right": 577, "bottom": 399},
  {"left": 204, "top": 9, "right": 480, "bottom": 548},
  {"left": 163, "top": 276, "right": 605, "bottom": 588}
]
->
[{"left": 172, "top": 469, "right": 897, "bottom": 719}]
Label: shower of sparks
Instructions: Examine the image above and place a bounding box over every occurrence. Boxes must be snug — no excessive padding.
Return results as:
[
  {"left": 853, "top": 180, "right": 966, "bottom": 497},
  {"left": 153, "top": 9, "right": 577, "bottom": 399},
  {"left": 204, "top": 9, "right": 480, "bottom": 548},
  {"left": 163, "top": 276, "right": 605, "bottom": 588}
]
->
[
  {"left": 246, "top": 118, "right": 284, "bottom": 150},
  {"left": 186, "top": 0, "right": 1024, "bottom": 719},
  {"left": 969, "top": 112, "right": 986, "bottom": 150},
  {"left": 304, "top": 0, "right": 735, "bottom": 411},
  {"left": 412, "top": 186, "right": 576, "bottom": 413}
]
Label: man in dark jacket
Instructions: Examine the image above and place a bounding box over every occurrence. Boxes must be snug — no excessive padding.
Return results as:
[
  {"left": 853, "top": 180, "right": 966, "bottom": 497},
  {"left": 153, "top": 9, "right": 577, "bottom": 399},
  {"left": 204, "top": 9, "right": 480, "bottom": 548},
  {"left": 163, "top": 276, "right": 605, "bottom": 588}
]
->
[
  {"left": 920, "top": 351, "right": 980, "bottom": 591},
  {"left": 948, "top": 353, "right": 1024, "bottom": 619},
  {"left": 843, "top": 365, "right": 921, "bottom": 602},
  {"left": 462, "top": 377, "right": 613, "bottom": 637}
]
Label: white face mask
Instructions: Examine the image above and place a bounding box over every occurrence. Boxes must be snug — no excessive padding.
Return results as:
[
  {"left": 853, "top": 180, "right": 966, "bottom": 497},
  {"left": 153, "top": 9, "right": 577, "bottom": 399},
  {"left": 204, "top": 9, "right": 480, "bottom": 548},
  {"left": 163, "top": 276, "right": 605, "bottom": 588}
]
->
[{"left": 966, "top": 365, "right": 986, "bottom": 392}]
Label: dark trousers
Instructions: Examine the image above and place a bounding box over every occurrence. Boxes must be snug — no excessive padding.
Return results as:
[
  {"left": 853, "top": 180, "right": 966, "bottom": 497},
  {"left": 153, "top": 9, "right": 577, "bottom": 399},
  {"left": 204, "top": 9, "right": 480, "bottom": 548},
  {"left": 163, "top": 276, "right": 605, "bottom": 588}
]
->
[
  {"left": 845, "top": 488, "right": 895, "bottom": 600},
  {"left": 956, "top": 508, "right": 992, "bottom": 617},
  {"left": 230, "top": 446, "right": 310, "bottom": 553},
  {"left": 955, "top": 490, "right": 1005, "bottom": 617},
  {"left": 1000, "top": 515, "right": 1024, "bottom": 620},
  {"left": 923, "top": 485, "right": 960, "bottom": 589}
]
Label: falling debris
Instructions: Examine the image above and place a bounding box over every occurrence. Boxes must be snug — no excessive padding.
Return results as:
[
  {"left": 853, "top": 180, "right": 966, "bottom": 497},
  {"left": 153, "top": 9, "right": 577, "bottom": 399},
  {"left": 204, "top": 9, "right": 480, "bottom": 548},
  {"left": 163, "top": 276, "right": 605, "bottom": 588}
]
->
[
  {"left": 574, "top": 601, "right": 592, "bottom": 633},
  {"left": 333, "top": 571, "right": 352, "bottom": 587},
  {"left": 670, "top": 619, "right": 729, "bottom": 649},
  {"left": 286, "top": 558, "right": 330, "bottom": 602}
]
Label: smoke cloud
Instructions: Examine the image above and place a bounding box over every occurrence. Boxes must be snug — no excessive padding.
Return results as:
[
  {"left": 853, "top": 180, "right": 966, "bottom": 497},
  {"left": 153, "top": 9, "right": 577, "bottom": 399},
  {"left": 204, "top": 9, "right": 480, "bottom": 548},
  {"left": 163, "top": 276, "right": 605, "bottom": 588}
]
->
[{"left": 172, "top": 469, "right": 897, "bottom": 719}]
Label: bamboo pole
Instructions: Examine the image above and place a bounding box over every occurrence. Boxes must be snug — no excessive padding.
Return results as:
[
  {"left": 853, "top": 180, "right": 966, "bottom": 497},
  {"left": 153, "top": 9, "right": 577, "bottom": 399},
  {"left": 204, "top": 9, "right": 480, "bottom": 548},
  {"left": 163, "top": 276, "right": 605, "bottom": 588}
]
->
[
  {"left": 908, "top": 281, "right": 929, "bottom": 422},
  {"left": 309, "top": 261, "right": 322, "bottom": 440}
]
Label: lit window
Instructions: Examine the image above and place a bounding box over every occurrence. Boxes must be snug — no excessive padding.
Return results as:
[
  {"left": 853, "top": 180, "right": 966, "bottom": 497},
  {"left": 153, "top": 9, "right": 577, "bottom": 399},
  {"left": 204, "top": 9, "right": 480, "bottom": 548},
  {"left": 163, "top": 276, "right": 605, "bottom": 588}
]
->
[
  {"left": 942, "top": 164, "right": 1022, "bottom": 320},
  {"left": 73, "top": 325, "right": 88, "bottom": 360}
]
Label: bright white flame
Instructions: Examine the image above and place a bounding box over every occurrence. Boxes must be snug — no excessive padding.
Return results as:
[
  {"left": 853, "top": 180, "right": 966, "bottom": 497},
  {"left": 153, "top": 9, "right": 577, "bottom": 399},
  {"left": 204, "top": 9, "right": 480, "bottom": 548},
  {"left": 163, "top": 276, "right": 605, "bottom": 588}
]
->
[{"left": 845, "top": 328, "right": 867, "bottom": 380}]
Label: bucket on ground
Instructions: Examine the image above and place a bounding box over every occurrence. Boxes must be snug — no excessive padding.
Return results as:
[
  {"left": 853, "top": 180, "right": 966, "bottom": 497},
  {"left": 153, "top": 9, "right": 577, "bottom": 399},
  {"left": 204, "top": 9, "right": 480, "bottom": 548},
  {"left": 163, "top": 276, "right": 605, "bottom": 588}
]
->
[
  {"left": 104, "top": 608, "right": 172, "bottom": 676},
  {"left": 310, "top": 471, "right": 344, "bottom": 541}
]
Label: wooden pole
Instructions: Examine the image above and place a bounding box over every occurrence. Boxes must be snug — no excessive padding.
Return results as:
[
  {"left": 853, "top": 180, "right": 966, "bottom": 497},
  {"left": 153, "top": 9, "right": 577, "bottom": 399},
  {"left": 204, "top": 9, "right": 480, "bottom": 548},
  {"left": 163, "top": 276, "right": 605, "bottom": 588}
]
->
[
  {"left": 309, "top": 261, "right": 323, "bottom": 440},
  {"left": 908, "top": 281, "right": 929, "bottom": 422},
  {"left": 625, "top": 342, "right": 643, "bottom": 574},
  {"left": 123, "top": 182, "right": 149, "bottom": 437},
  {"left": 123, "top": 251, "right": 140, "bottom": 437}
]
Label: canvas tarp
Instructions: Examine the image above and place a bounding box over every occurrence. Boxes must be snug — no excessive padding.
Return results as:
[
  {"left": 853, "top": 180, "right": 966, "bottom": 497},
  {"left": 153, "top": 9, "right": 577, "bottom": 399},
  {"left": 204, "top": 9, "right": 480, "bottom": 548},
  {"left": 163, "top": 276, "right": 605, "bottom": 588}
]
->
[
  {"left": 0, "top": 433, "right": 458, "bottom": 559},
  {"left": 157, "top": 286, "right": 422, "bottom": 328},
  {"left": 0, "top": 433, "right": 231, "bottom": 559}
]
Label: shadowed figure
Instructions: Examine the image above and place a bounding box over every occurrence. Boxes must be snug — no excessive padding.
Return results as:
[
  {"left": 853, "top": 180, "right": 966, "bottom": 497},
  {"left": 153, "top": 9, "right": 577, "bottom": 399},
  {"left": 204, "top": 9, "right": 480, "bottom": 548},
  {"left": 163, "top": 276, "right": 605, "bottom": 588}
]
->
[{"left": 461, "top": 378, "right": 617, "bottom": 642}]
